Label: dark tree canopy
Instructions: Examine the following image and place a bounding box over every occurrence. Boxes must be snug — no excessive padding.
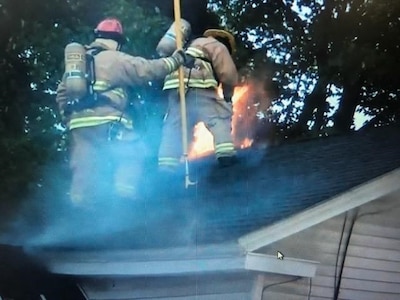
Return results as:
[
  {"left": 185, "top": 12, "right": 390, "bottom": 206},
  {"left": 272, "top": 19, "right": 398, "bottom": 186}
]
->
[{"left": 209, "top": 0, "right": 399, "bottom": 137}]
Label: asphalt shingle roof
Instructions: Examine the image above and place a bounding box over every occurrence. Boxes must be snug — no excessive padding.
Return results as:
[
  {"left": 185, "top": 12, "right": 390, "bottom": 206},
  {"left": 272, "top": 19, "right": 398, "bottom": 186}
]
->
[
  {"left": 4, "top": 125, "right": 400, "bottom": 251},
  {"left": 154, "top": 124, "right": 400, "bottom": 246}
]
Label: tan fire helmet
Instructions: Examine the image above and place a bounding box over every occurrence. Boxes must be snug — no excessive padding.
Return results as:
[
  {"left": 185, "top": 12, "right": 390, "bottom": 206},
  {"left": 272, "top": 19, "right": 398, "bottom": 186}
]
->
[{"left": 203, "top": 29, "right": 236, "bottom": 54}]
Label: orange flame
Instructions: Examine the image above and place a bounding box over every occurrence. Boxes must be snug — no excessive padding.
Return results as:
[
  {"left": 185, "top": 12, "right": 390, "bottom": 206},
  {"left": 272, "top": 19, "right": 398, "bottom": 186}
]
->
[{"left": 188, "top": 85, "right": 255, "bottom": 159}]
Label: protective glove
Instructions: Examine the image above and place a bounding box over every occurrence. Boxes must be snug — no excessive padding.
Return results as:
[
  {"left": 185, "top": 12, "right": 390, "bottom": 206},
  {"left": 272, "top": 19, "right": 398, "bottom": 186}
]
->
[
  {"left": 170, "top": 50, "right": 195, "bottom": 68},
  {"left": 171, "top": 49, "right": 186, "bottom": 64},
  {"left": 164, "top": 49, "right": 185, "bottom": 72},
  {"left": 183, "top": 51, "right": 195, "bottom": 68}
]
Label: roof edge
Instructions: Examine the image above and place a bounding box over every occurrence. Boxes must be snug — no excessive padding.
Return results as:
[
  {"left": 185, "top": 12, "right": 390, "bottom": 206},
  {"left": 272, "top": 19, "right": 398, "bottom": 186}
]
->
[
  {"left": 238, "top": 167, "right": 400, "bottom": 252},
  {"left": 46, "top": 256, "right": 246, "bottom": 276},
  {"left": 245, "top": 252, "right": 319, "bottom": 277}
]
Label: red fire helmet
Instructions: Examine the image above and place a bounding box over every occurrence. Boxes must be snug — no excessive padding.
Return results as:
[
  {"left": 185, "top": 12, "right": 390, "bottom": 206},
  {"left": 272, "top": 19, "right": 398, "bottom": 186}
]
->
[
  {"left": 94, "top": 18, "right": 126, "bottom": 44},
  {"left": 95, "top": 18, "right": 123, "bottom": 34}
]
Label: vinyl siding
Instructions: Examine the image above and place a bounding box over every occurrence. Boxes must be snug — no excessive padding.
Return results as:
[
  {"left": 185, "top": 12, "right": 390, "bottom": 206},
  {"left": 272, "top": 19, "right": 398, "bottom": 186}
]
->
[{"left": 258, "top": 193, "right": 400, "bottom": 300}]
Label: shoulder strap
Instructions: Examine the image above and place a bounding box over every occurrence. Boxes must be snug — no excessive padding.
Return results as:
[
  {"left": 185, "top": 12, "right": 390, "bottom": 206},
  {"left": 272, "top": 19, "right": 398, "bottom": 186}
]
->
[
  {"left": 85, "top": 47, "right": 106, "bottom": 88},
  {"left": 185, "top": 40, "right": 219, "bottom": 83},
  {"left": 87, "top": 46, "right": 106, "bottom": 56}
]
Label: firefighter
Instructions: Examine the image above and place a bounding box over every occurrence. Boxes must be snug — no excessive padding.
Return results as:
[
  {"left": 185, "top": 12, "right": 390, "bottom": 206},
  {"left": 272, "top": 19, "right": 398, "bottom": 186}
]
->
[
  {"left": 158, "top": 28, "right": 239, "bottom": 170},
  {"left": 56, "top": 18, "right": 190, "bottom": 206}
]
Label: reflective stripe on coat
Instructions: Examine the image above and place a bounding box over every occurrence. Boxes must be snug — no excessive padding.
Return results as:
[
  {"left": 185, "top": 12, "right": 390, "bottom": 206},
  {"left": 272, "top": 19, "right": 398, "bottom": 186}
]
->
[
  {"left": 163, "top": 36, "right": 238, "bottom": 96},
  {"left": 56, "top": 39, "right": 181, "bottom": 130}
]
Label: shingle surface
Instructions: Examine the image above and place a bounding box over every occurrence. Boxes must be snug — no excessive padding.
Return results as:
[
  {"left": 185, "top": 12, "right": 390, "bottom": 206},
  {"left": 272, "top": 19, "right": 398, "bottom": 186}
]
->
[
  {"left": 144, "top": 125, "right": 400, "bottom": 247},
  {"left": 6, "top": 125, "right": 400, "bottom": 251}
]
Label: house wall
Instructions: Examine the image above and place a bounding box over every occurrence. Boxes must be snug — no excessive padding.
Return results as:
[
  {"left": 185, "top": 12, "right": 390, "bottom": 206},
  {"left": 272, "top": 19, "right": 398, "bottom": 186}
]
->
[{"left": 256, "top": 193, "right": 400, "bottom": 300}]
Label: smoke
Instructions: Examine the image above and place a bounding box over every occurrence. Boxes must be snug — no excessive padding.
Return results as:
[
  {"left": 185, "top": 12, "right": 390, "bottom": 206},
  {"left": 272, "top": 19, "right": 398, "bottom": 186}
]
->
[
  {"left": 0, "top": 144, "right": 269, "bottom": 251},
  {"left": 0, "top": 79, "right": 276, "bottom": 250},
  {"left": 0, "top": 124, "right": 202, "bottom": 250}
]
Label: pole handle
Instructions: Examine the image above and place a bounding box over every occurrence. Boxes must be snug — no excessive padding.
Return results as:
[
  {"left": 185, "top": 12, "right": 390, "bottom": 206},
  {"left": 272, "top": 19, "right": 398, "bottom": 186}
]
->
[{"left": 173, "top": 0, "right": 196, "bottom": 188}]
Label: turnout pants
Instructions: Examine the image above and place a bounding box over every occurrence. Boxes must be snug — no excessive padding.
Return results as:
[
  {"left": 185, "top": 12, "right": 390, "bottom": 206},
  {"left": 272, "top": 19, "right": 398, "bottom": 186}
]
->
[
  {"left": 158, "top": 88, "right": 236, "bottom": 169},
  {"left": 69, "top": 123, "right": 146, "bottom": 206}
]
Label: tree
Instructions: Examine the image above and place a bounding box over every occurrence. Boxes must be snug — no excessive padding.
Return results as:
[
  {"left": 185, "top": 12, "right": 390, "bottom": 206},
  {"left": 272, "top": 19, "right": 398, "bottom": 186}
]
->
[
  {"left": 301, "top": 0, "right": 400, "bottom": 134},
  {"left": 209, "top": 0, "right": 399, "bottom": 139}
]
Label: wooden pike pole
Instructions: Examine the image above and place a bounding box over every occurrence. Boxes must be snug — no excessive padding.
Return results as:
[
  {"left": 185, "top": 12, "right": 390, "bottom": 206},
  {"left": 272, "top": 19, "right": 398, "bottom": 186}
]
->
[{"left": 173, "top": 0, "right": 196, "bottom": 188}]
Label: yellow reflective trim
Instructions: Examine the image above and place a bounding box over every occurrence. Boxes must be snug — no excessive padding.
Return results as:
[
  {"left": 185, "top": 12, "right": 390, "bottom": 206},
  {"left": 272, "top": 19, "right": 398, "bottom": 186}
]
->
[
  {"left": 186, "top": 47, "right": 205, "bottom": 58},
  {"left": 164, "top": 47, "right": 215, "bottom": 90},
  {"left": 158, "top": 157, "right": 180, "bottom": 167},
  {"left": 69, "top": 116, "right": 133, "bottom": 130},
  {"left": 109, "top": 88, "right": 126, "bottom": 98},
  {"left": 215, "top": 142, "right": 235, "bottom": 150},
  {"left": 215, "top": 151, "right": 236, "bottom": 158},
  {"left": 93, "top": 81, "right": 109, "bottom": 89},
  {"left": 69, "top": 118, "right": 110, "bottom": 130},
  {"left": 162, "top": 57, "right": 176, "bottom": 73},
  {"left": 163, "top": 78, "right": 218, "bottom": 90},
  {"left": 93, "top": 81, "right": 126, "bottom": 98},
  {"left": 215, "top": 143, "right": 236, "bottom": 157}
]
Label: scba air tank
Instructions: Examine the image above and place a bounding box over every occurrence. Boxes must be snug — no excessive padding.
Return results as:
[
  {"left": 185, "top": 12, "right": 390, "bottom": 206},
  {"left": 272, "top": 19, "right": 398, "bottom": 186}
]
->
[
  {"left": 64, "top": 42, "right": 87, "bottom": 99},
  {"left": 156, "top": 18, "right": 191, "bottom": 57}
]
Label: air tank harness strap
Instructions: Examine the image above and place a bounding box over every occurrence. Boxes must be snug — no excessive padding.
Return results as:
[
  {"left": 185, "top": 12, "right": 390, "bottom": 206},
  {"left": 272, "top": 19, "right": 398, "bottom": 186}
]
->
[
  {"left": 87, "top": 46, "right": 126, "bottom": 128},
  {"left": 185, "top": 46, "right": 219, "bottom": 85}
]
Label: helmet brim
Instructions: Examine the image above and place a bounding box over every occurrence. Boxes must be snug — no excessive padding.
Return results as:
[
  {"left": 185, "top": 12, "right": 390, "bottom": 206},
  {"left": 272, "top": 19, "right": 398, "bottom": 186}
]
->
[
  {"left": 203, "top": 29, "right": 236, "bottom": 54},
  {"left": 94, "top": 30, "right": 127, "bottom": 45}
]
